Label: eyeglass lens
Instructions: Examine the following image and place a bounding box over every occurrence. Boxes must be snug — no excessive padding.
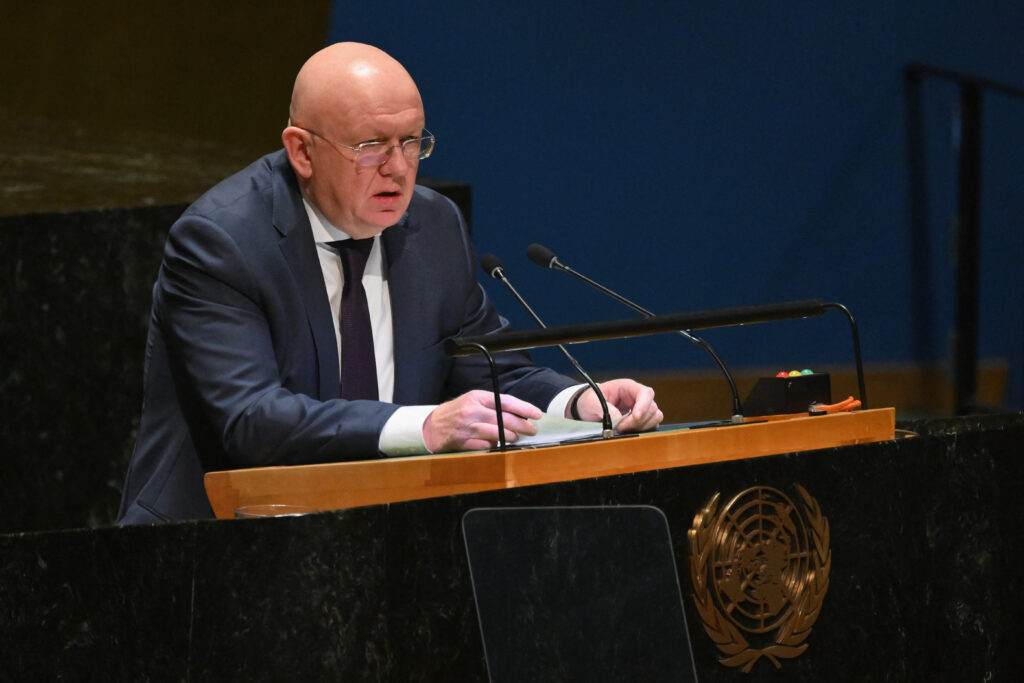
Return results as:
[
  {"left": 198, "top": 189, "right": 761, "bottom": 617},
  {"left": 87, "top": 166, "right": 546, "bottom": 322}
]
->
[{"left": 356, "top": 136, "right": 434, "bottom": 166}]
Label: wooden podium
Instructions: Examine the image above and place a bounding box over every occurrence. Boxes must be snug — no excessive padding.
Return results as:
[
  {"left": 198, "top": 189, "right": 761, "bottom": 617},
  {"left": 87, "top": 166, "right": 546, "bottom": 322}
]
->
[
  {"left": 11, "top": 411, "right": 1024, "bottom": 681},
  {"left": 204, "top": 408, "right": 894, "bottom": 518}
]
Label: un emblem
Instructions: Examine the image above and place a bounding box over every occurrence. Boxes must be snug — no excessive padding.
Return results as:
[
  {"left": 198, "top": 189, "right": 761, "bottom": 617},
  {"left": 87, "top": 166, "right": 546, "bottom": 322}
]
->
[{"left": 687, "top": 485, "right": 830, "bottom": 672}]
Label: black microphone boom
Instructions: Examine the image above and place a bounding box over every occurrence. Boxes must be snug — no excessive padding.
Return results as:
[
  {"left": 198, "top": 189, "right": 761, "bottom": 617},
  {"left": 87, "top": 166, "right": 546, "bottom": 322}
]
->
[
  {"left": 480, "top": 253, "right": 614, "bottom": 437},
  {"left": 527, "top": 243, "right": 744, "bottom": 422}
]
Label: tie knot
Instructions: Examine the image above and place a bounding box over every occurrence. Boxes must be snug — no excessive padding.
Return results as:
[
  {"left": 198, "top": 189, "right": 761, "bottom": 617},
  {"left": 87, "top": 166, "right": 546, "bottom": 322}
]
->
[{"left": 331, "top": 238, "right": 374, "bottom": 281}]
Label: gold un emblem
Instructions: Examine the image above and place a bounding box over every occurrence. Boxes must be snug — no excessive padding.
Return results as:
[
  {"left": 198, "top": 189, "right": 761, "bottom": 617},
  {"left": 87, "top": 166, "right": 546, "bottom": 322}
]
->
[{"left": 688, "top": 485, "right": 830, "bottom": 672}]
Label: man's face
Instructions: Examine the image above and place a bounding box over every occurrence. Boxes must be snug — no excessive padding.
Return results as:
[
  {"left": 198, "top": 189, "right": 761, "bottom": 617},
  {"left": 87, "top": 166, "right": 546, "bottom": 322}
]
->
[{"left": 305, "top": 99, "right": 425, "bottom": 239}]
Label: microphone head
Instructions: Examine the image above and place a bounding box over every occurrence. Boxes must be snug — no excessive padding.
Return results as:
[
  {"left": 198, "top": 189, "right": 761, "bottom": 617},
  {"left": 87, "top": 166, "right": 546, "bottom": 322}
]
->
[
  {"left": 479, "top": 253, "right": 505, "bottom": 279},
  {"left": 526, "top": 243, "right": 560, "bottom": 269}
]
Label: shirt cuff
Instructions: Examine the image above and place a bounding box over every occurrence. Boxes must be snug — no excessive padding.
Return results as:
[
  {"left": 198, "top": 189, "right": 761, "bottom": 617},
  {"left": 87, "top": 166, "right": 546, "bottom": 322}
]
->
[
  {"left": 378, "top": 404, "right": 437, "bottom": 456},
  {"left": 380, "top": 388, "right": 585, "bottom": 456},
  {"left": 548, "top": 384, "right": 587, "bottom": 419}
]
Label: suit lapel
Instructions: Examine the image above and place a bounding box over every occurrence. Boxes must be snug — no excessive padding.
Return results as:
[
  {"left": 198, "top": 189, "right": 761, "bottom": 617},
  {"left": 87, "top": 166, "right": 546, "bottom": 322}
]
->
[
  {"left": 271, "top": 154, "right": 340, "bottom": 400},
  {"left": 382, "top": 212, "right": 420, "bottom": 405}
]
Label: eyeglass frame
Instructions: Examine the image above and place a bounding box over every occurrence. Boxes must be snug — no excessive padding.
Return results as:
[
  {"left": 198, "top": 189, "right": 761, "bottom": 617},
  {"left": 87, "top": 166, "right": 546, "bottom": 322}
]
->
[{"left": 292, "top": 124, "right": 435, "bottom": 167}]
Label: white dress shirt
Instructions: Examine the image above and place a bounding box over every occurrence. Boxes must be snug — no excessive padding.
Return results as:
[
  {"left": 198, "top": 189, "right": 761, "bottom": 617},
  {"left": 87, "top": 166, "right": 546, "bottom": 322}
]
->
[{"left": 303, "top": 199, "right": 578, "bottom": 456}]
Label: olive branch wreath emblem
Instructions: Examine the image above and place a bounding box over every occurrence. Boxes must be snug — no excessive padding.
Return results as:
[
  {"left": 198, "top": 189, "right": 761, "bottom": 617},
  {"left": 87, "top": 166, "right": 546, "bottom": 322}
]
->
[{"left": 687, "top": 484, "right": 831, "bottom": 672}]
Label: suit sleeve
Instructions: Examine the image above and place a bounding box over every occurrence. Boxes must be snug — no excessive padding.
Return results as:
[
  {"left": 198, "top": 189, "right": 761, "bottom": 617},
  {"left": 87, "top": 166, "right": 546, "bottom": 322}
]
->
[{"left": 156, "top": 214, "right": 397, "bottom": 469}]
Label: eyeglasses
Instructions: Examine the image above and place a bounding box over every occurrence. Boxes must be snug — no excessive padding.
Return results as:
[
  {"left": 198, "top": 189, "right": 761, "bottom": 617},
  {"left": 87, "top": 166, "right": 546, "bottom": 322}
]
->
[{"left": 296, "top": 126, "right": 435, "bottom": 167}]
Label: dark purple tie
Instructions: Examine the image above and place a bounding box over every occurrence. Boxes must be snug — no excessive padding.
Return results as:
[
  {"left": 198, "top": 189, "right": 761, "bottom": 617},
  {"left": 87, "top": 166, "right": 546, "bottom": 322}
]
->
[{"left": 331, "top": 238, "right": 378, "bottom": 401}]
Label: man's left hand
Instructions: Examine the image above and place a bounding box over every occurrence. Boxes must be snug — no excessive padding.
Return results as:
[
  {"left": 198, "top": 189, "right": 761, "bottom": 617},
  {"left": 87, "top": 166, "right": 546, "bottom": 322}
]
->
[{"left": 569, "top": 379, "right": 663, "bottom": 432}]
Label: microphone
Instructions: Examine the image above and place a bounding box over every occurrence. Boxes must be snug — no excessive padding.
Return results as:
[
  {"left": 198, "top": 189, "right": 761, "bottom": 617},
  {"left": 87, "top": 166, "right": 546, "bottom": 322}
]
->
[
  {"left": 526, "top": 243, "right": 744, "bottom": 423},
  {"left": 480, "top": 253, "right": 614, "bottom": 437}
]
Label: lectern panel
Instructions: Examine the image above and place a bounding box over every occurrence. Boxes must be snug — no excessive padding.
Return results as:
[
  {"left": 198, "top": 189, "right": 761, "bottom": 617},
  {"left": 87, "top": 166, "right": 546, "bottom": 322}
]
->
[{"left": 463, "top": 506, "right": 698, "bottom": 683}]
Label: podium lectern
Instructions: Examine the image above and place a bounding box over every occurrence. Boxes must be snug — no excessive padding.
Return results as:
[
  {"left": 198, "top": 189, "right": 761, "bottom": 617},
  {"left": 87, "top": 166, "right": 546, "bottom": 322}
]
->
[
  {"left": 8, "top": 411, "right": 1024, "bottom": 682},
  {"left": 204, "top": 408, "right": 895, "bottom": 517}
]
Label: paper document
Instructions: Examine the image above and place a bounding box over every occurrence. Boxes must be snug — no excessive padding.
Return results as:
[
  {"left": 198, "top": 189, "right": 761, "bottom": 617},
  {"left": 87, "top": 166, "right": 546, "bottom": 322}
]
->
[{"left": 514, "top": 413, "right": 622, "bottom": 447}]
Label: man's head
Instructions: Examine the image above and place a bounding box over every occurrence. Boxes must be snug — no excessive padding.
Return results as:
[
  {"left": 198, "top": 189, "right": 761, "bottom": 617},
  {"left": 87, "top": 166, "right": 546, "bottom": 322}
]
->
[{"left": 282, "top": 43, "right": 426, "bottom": 239}]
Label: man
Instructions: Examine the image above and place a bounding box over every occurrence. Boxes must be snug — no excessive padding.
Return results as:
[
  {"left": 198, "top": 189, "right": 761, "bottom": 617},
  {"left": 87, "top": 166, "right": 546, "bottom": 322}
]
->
[{"left": 118, "top": 43, "right": 662, "bottom": 524}]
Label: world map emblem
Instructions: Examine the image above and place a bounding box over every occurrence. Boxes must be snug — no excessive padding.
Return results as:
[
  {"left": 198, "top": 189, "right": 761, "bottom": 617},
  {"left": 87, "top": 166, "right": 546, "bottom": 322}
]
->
[{"left": 687, "top": 484, "right": 831, "bottom": 672}]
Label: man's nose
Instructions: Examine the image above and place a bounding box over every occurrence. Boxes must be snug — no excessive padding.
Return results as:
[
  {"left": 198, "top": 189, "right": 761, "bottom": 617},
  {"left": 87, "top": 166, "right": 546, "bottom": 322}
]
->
[{"left": 380, "top": 144, "right": 411, "bottom": 174}]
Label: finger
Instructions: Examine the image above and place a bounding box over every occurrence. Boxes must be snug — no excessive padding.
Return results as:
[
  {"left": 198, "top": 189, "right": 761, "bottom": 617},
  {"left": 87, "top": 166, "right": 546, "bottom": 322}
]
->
[
  {"left": 623, "top": 383, "right": 657, "bottom": 415},
  {"left": 478, "top": 392, "right": 543, "bottom": 420},
  {"left": 470, "top": 423, "right": 524, "bottom": 446},
  {"left": 625, "top": 385, "right": 655, "bottom": 415},
  {"left": 639, "top": 408, "right": 664, "bottom": 430},
  {"left": 632, "top": 396, "right": 659, "bottom": 426},
  {"left": 598, "top": 379, "right": 637, "bottom": 408},
  {"left": 579, "top": 390, "right": 622, "bottom": 422},
  {"left": 500, "top": 411, "right": 538, "bottom": 436},
  {"left": 638, "top": 407, "right": 664, "bottom": 430},
  {"left": 460, "top": 437, "right": 498, "bottom": 451},
  {"left": 617, "top": 404, "right": 662, "bottom": 433},
  {"left": 616, "top": 411, "right": 641, "bottom": 433},
  {"left": 464, "top": 403, "right": 540, "bottom": 435}
]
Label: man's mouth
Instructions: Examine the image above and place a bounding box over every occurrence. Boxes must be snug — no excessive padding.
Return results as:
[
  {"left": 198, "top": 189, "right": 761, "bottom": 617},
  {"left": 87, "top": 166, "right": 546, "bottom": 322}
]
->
[{"left": 373, "top": 191, "right": 402, "bottom": 207}]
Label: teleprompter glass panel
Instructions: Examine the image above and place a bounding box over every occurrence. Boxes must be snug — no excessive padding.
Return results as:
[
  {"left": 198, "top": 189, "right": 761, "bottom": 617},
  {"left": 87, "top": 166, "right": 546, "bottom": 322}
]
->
[{"left": 463, "top": 506, "right": 698, "bottom": 683}]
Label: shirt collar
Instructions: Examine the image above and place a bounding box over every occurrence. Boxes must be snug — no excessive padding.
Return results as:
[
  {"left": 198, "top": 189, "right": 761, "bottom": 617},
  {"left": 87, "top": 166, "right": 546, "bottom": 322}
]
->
[{"left": 302, "top": 198, "right": 354, "bottom": 244}]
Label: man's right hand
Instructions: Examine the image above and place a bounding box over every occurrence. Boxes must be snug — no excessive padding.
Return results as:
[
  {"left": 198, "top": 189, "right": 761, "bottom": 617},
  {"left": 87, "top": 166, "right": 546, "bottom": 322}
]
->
[{"left": 423, "top": 390, "right": 542, "bottom": 453}]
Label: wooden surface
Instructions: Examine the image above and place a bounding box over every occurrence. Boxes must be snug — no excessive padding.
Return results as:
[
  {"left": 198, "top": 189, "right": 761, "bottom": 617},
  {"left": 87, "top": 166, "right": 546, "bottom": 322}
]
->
[{"left": 204, "top": 407, "right": 895, "bottom": 519}]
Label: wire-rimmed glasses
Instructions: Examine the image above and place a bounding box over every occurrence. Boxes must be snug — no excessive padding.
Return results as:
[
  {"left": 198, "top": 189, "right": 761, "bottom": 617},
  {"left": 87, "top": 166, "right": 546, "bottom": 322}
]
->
[{"left": 296, "top": 126, "right": 434, "bottom": 167}]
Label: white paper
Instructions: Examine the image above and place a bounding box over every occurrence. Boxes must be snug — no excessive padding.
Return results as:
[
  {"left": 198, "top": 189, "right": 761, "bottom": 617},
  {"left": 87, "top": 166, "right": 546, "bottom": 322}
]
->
[{"left": 513, "top": 413, "right": 621, "bottom": 447}]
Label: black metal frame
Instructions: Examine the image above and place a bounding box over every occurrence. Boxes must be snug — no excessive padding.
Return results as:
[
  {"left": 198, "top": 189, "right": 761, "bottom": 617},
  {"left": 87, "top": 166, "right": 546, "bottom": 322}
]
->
[
  {"left": 447, "top": 299, "right": 868, "bottom": 434},
  {"left": 903, "top": 63, "right": 1024, "bottom": 414}
]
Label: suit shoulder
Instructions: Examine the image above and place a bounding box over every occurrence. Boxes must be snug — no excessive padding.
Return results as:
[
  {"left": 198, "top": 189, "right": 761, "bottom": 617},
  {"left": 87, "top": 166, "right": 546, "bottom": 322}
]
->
[
  {"left": 412, "top": 183, "right": 457, "bottom": 210},
  {"left": 180, "top": 150, "right": 288, "bottom": 226},
  {"left": 409, "top": 183, "right": 469, "bottom": 230}
]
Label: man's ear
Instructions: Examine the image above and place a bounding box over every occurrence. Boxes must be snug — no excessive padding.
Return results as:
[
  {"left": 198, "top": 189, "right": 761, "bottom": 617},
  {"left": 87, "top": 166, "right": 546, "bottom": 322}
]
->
[{"left": 282, "top": 126, "right": 313, "bottom": 179}]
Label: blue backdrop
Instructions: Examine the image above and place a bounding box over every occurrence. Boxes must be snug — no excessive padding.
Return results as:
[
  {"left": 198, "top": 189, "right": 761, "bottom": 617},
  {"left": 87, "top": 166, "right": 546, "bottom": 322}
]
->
[{"left": 329, "top": 1, "right": 1024, "bottom": 409}]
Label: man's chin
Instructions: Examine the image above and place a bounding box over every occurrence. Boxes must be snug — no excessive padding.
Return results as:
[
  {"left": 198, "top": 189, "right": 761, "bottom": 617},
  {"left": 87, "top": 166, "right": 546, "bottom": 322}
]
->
[
  {"left": 343, "top": 225, "right": 390, "bottom": 240},
  {"left": 345, "top": 214, "right": 406, "bottom": 239}
]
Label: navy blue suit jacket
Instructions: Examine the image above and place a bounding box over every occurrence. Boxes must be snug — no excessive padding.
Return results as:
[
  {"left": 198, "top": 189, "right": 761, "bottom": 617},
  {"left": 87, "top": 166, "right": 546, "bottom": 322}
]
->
[{"left": 118, "top": 150, "right": 576, "bottom": 523}]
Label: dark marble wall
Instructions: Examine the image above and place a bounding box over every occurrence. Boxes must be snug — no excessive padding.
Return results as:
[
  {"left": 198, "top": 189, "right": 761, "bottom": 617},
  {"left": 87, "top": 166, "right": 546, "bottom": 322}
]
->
[
  {"left": 0, "top": 205, "right": 177, "bottom": 532},
  {"left": 3, "top": 414, "right": 1023, "bottom": 681}
]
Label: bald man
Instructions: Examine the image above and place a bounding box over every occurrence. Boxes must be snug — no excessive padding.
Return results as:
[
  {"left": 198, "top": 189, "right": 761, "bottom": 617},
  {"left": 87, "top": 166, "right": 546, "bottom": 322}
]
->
[{"left": 118, "top": 43, "right": 662, "bottom": 523}]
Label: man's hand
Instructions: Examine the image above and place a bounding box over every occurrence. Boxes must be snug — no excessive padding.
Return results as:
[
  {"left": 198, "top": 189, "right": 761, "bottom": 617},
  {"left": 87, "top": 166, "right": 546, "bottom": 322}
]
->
[
  {"left": 423, "top": 390, "right": 542, "bottom": 453},
  {"left": 568, "top": 379, "right": 663, "bottom": 433}
]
